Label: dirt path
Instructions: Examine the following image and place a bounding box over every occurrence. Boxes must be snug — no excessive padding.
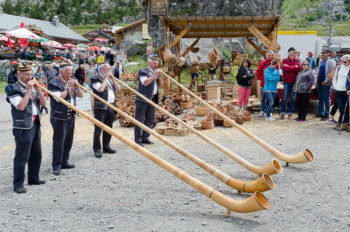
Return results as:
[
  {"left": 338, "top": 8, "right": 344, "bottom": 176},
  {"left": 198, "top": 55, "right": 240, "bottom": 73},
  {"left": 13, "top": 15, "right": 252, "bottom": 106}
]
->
[{"left": 0, "top": 95, "right": 349, "bottom": 231}]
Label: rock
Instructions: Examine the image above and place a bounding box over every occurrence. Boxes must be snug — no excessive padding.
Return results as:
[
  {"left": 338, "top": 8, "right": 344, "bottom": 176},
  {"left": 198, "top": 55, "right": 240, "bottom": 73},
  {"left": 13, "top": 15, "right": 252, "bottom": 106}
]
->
[
  {"left": 108, "top": 225, "right": 115, "bottom": 229},
  {"left": 202, "top": 222, "right": 206, "bottom": 226}
]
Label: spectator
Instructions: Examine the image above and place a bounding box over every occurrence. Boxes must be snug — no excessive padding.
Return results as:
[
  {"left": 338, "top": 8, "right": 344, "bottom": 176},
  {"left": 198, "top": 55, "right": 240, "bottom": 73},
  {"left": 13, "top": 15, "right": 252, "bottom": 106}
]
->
[
  {"left": 263, "top": 60, "right": 280, "bottom": 121},
  {"left": 316, "top": 48, "right": 336, "bottom": 120},
  {"left": 86, "top": 62, "right": 95, "bottom": 86},
  {"left": 97, "top": 52, "right": 104, "bottom": 65},
  {"left": 189, "top": 56, "right": 201, "bottom": 89},
  {"left": 296, "top": 50, "right": 303, "bottom": 61},
  {"left": 332, "top": 55, "right": 350, "bottom": 131},
  {"left": 7, "top": 64, "right": 18, "bottom": 84},
  {"left": 35, "top": 66, "right": 46, "bottom": 85},
  {"left": 45, "top": 64, "right": 57, "bottom": 82},
  {"left": 113, "top": 61, "right": 124, "bottom": 79},
  {"left": 328, "top": 90, "right": 338, "bottom": 125},
  {"left": 280, "top": 47, "right": 301, "bottom": 119},
  {"left": 256, "top": 50, "right": 277, "bottom": 117},
  {"left": 331, "top": 51, "right": 339, "bottom": 65},
  {"left": 236, "top": 59, "right": 254, "bottom": 113},
  {"left": 294, "top": 60, "right": 315, "bottom": 122},
  {"left": 306, "top": 51, "right": 316, "bottom": 70},
  {"left": 74, "top": 64, "right": 85, "bottom": 86}
]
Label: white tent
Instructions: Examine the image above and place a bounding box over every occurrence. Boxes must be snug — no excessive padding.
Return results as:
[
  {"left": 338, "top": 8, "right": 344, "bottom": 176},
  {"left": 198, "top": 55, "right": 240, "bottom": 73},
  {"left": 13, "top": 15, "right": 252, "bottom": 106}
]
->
[{"left": 5, "top": 28, "right": 40, "bottom": 40}]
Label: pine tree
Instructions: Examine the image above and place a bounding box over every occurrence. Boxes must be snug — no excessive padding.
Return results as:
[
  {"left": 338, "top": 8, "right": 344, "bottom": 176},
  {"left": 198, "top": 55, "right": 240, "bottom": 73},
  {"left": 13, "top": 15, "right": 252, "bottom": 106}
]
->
[{"left": 1, "top": 0, "right": 15, "bottom": 15}]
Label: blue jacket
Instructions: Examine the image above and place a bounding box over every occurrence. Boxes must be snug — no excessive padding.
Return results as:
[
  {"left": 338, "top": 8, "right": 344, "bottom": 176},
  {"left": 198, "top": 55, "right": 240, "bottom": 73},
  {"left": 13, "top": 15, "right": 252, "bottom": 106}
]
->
[{"left": 263, "top": 67, "right": 280, "bottom": 92}]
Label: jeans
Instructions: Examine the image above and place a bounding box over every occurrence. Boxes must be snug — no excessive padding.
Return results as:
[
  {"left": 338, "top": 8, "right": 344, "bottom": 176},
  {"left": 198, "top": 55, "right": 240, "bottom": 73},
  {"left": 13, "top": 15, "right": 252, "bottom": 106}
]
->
[
  {"left": 260, "top": 87, "right": 266, "bottom": 112},
  {"left": 264, "top": 91, "right": 277, "bottom": 117},
  {"left": 317, "top": 83, "right": 331, "bottom": 117},
  {"left": 281, "top": 82, "right": 296, "bottom": 115},
  {"left": 334, "top": 90, "right": 349, "bottom": 123}
]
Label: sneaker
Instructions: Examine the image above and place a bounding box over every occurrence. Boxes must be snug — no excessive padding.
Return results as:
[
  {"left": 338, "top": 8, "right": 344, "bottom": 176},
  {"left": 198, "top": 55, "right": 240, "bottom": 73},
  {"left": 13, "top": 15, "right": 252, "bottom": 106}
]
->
[
  {"left": 280, "top": 114, "right": 285, "bottom": 120},
  {"left": 321, "top": 116, "right": 328, "bottom": 121},
  {"left": 296, "top": 119, "right": 306, "bottom": 123},
  {"left": 265, "top": 116, "right": 275, "bottom": 121},
  {"left": 288, "top": 114, "right": 293, "bottom": 120},
  {"left": 258, "top": 111, "right": 265, "bottom": 117},
  {"left": 327, "top": 119, "right": 336, "bottom": 125}
]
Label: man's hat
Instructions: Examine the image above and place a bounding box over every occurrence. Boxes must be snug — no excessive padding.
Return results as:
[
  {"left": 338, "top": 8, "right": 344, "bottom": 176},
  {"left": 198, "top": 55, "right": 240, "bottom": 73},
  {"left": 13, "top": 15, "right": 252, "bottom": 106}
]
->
[
  {"left": 288, "top": 47, "right": 296, "bottom": 53},
  {"left": 17, "top": 61, "right": 32, "bottom": 72},
  {"left": 59, "top": 62, "right": 72, "bottom": 69},
  {"left": 148, "top": 53, "right": 159, "bottom": 60}
]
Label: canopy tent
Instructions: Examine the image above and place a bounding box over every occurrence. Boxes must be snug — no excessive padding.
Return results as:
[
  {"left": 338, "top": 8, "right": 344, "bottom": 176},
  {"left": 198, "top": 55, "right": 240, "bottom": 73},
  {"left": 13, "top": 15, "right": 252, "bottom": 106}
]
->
[
  {"left": 77, "top": 44, "right": 88, "bottom": 48},
  {"left": 95, "top": 38, "right": 109, "bottom": 43},
  {"left": 28, "top": 36, "right": 50, "bottom": 42},
  {"left": 88, "top": 46, "right": 102, "bottom": 51},
  {"left": 5, "top": 28, "right": 40, "bottom": 40},
  {"left": 63, "top": 43, "right": 76, "bottom": 48},
  {"left": 0, "top": 34, "right": 14, "bottom": 43},
  {"left": 41, "top": 40, "right": 63, "bottom": 48}
]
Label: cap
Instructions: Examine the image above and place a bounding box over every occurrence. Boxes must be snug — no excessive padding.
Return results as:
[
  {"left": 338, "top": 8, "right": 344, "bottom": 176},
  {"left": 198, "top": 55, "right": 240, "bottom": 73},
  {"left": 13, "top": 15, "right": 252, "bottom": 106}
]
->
[
  {"left": 288, "top": 47, "right": 296, "bottom": 53},
  {"left": 17, "top": 61, "right": 32, "bottom": 72},
  {"left": 148, "top": 53, "right": 159, "bottom": 60}
]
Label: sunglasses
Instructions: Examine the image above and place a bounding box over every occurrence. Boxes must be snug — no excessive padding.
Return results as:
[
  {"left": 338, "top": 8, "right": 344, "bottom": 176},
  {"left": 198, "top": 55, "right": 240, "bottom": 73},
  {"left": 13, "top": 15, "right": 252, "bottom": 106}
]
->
[
  {"left": 303, "top": 63, "right": 309, "bottom": 66},
  {"left": 321, "top": 52, "right": 327, "bottom": 54}
]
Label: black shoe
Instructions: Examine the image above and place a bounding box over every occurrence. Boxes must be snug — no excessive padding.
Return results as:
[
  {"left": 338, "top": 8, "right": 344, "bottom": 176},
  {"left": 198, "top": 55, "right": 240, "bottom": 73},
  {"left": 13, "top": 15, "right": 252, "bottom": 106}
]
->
[
  {"left": 142, "top": 139, "right": 154, "bottom": 145},
  {"left": 14, "top": 186, "right": 27, "bottom": 194},
  {"left": 61, "top": 163, "right": 75, "bottom": 169},
  {"left": 94, "top": 150, "right": 103, "bottom": 158},
  {"left": 321, "top": 116, "right": 328, "bottom": 121},
  {"left": 53, "top": 169, "right": 61, "bottom": 176},
  {"left": 28, "top": 180, "right": 46, "bottom": 185},
  {"left": 315, "top": 114, "right": 322, "bottom": 118},
  {"left": 103, "top": 146, "right": 116, "bottom": 154},
  {"left": 135, "top": 141, "right": 144, "bottom": 147}
]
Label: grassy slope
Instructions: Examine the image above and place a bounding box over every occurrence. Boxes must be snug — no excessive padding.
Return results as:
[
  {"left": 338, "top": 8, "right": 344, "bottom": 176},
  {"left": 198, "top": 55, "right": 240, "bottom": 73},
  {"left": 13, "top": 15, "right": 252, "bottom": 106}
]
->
[{"left": 0, "top": 80, "right": 7, "bottom": 94}]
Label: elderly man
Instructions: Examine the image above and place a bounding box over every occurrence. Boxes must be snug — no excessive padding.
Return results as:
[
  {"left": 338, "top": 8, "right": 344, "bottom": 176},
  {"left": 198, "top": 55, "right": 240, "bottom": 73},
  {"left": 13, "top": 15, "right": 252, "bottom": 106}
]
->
[
  {"left": 280, "top": 47, "right": 301, "bottom": 119},
  {"left": 90, "top": 63, "right": 120, "bottom": 158},
  {"left": 316, "top": 48, "right": 336, "bottom": 120},
  {"left": 48, "top": 63, "right": 83, "bottom": 175},
  {"left": 134, "top": 54, "right": 164, "bottom": 146},
  {"left": 5, "top": 61, "right": 46, "bottom": 193}
]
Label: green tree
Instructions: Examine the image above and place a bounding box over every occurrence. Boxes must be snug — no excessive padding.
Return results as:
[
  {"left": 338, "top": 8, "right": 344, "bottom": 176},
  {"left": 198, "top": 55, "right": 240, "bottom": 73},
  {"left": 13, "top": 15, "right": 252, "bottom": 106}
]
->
[
  {"left": 29, "top": 3, "right": 45, "bottom": 20},
  {"left": 14, "top": 0, "right": 24, "bottom": 16},
  {"left": 57, "top": 0, "right": 68, "bottom": 15},
  {"left": 1, "top": 0, "right": 15, "bottom": 15},
  {"left": 73, "top": 7, "right": 82, "bottom": 25}
]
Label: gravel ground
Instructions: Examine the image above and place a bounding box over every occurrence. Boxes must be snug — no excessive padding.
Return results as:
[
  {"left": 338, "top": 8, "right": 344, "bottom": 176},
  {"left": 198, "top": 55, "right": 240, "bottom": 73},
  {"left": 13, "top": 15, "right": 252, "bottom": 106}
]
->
[{"left": 0, "top": 93, "right": 349, "bottom": 232}]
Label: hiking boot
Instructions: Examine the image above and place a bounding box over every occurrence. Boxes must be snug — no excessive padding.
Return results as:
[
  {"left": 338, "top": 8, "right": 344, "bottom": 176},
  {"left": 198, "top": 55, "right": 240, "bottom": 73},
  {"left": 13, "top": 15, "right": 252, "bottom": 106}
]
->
[{"left": 280, "top": 114, "right": 285, "bottom": 120}]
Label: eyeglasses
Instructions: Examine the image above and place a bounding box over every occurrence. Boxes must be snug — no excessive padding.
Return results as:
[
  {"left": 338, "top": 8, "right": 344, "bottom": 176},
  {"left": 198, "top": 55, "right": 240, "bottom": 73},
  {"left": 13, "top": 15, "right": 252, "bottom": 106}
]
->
[
  {"left": 303, "top": 64, "right": 309, "bottom": 66},
  {"left": 20, "top": 73, "right": 33, "bottom": 77},
  {"left": 321, "top": 52, "right": 327, "bottom": 54}
]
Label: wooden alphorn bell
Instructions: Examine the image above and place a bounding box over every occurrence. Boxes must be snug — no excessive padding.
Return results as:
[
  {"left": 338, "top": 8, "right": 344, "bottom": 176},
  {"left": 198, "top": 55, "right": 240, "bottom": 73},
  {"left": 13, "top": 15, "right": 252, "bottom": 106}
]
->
[
  {"left": 163, "top": 71, "right": 314, "bottom": 166},
  {"left": 79, "top": 84, "right": 275, "bottom": 194},
  {"left": 38, "top": 85, "right": 270, "bottom": 215},
  {"left": 113, "top": 77, "right": 282, "bottom": 176}
]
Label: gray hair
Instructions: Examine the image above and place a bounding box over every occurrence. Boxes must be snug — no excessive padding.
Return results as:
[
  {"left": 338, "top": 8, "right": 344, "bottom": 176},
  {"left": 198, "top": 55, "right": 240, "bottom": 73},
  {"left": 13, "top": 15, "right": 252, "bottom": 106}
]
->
[
  {"left": 98, "top": 63, "right": 110, "bottom": 71},
  {"left": 59, "top": 66, "right": 71, "bottom": 73},
  {"left": 266, "top": 50, "right": 274, "bottom": 56},
  {"left": 342, "top": 54, "right": 350, "bottom": 62}
]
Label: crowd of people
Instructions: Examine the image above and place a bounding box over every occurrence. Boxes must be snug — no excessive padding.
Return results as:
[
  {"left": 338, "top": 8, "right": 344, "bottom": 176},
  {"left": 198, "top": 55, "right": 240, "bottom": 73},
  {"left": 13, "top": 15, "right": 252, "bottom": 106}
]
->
[{"left": 243, "top": 47, "right": 350, "bottom": 133}]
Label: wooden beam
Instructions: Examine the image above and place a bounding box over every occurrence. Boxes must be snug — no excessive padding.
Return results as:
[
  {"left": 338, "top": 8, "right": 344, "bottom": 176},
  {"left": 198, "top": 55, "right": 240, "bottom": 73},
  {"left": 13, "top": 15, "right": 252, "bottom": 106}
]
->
[
  {"left": 182, "top": 38, "right": 200, "bottom": 57},
  {"left": 247, "top": 38, "right": 265, "bottom": 57},
  {"left": 169, "top": 20, "right": 275, "bottom": 25},
  {"left": 173, "top": 28, "right": 271, "bottom": 34},
  {"left": 169, "top": 27, "right": 190, "bottom": 50},
  {"left": 181, "top": 34, "right": 267, "bottom": 38},
  {"left": 247, "top": 24, "right": 280, "bottom": 52}
]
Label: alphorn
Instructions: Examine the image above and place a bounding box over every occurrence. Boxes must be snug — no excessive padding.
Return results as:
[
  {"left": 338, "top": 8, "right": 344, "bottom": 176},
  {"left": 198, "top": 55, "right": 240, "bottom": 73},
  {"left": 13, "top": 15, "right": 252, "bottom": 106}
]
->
[
  {"left": 164, "top": 71, "right": 314, "bottom": 165},
  {"left": 38, "top": 85, "right": 270, "bottom": 215},
  {"left": 114, "top": 77, "right": 282, "bottom": 176},
  {"left": 79, "top": 84, "right": 274, "bottom": 193}
]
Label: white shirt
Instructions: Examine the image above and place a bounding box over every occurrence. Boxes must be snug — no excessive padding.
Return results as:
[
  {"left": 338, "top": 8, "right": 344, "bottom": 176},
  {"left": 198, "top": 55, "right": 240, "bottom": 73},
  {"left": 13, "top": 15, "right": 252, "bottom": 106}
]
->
[
  {"left": 333, "top": 65, "right": 350, "bottom": 91},
  {"left": 139, "top": 67, "right": 157, "bottom": 95},
  {"left": 92, "top": 80, "right": 115, "bottom": 103},
  {"left": 52, "top": 76, "right": 76, "bottom": 105},
  {"left": 9, "top": 81, "right": 38, "bottom": 115}
]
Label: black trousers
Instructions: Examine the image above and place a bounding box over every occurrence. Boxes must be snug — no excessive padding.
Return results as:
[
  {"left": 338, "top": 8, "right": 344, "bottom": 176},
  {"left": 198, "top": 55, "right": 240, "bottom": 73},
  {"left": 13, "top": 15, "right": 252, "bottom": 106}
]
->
[
  {"left": 13, "top": 121, "right": 42, "bottom": 189},
  {"left": 296, "top": 93, "right": 310, "bottom": 121},
  {"left": 134, "top": 100, "right": 155, "bottom": 143},
  {"left": 50, "top": 117, "right": 75, "bottom": 170},
  {"left": 93, "top": 108, "right": 115, "bottom": 151},
  {"left": 335, "top": 90, "right": 349, "bottom": 123}
]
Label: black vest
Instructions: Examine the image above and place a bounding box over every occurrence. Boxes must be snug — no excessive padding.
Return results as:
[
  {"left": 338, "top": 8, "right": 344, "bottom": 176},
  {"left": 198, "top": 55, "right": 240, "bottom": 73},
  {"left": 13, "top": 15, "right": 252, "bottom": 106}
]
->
[
  {"left": 90, "top": 74, "right": 115, "bottom": 110},
  {"left": 136, "top": 68, "right": 158, "bottom": 104},
  {"left": 48, "top": 76, "right": 77, "bottom": 120},
  {"left": 5, "top": 82, "right": 40, "bottom": 129}
]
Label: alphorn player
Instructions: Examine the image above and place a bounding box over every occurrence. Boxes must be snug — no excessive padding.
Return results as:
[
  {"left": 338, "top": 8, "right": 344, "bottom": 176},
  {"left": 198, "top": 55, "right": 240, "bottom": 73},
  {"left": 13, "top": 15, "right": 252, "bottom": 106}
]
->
[
  {"left": 5, "top": 61, "right": 46, "bottom": 194},
  {"left": 90, "top": 63, "right": 120, "bottom": 158},
  {"left": 134, "top": 53, "right": 164, "bottom": 146},
  {"left": 48, "top": 62, "right": 82, "bottom": 176}
]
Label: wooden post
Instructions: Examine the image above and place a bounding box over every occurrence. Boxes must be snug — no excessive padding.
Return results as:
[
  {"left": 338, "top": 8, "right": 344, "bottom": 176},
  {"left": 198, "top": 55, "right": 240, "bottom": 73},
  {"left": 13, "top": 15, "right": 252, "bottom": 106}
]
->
[
  {"left": 182, "top": 38, "right": 200, "bottom": 57},
  {"left": 248, "top": 24, "right": 280, "bottom": 52},
  {"left": 247, "top": 38, "right": 265, "bottom": 57},
  {"left": 169, "top": 27, "right": 190, "bottom": 50}
]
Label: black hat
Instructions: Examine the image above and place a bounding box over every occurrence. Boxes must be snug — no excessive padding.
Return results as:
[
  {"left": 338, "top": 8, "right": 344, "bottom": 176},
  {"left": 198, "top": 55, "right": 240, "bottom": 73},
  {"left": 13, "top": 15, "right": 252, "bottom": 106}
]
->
[{"left": 288, "top": 47, "right": 296, "bottom": 53}]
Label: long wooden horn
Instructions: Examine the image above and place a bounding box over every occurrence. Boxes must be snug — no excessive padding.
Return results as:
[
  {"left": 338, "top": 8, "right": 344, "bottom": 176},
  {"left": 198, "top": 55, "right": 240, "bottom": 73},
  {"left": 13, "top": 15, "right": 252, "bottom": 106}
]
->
[
  {"left": 114, "top": 78, "right": 282, "bottom": 176},
  {"left": 79, "top": 84, "right": 274, "bottom": 193},
  {"left": 38, "top": 85, "right": 270, "bottom": 215},
  {"left": 163, "top": 71, "right": 314, "bottom": 165}
]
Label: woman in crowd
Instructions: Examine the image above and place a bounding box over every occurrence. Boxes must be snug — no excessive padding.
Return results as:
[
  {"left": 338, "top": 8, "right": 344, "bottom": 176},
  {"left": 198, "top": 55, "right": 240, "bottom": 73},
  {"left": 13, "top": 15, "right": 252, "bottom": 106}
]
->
[
  {"left": 294, "top": 60, "right": 315, "bottom": 122},
  {"left": 86, "top": 62, "right": 95, "bottom": 86},
  {"left": 263, "top": 60, "right": 280, "bottom": 121},
  {"left": 332, "top": 54, "right": 350, "bottom": 131},
  {"left": 236, "top": 59, "right": 254, "bottom": 113},
  {"left": 35, "top": 66, "right": 46, "bottom": 85}
]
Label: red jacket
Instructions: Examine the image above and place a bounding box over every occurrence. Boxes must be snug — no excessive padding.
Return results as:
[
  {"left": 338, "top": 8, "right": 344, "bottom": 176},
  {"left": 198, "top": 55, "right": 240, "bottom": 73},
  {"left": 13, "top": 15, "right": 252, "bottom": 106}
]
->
[
  {"left": 281, "top": 57, "right": 301, "bottom": 83},
  {"left": 256, "top": 59, "right": 279, "bottom": 87}
]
